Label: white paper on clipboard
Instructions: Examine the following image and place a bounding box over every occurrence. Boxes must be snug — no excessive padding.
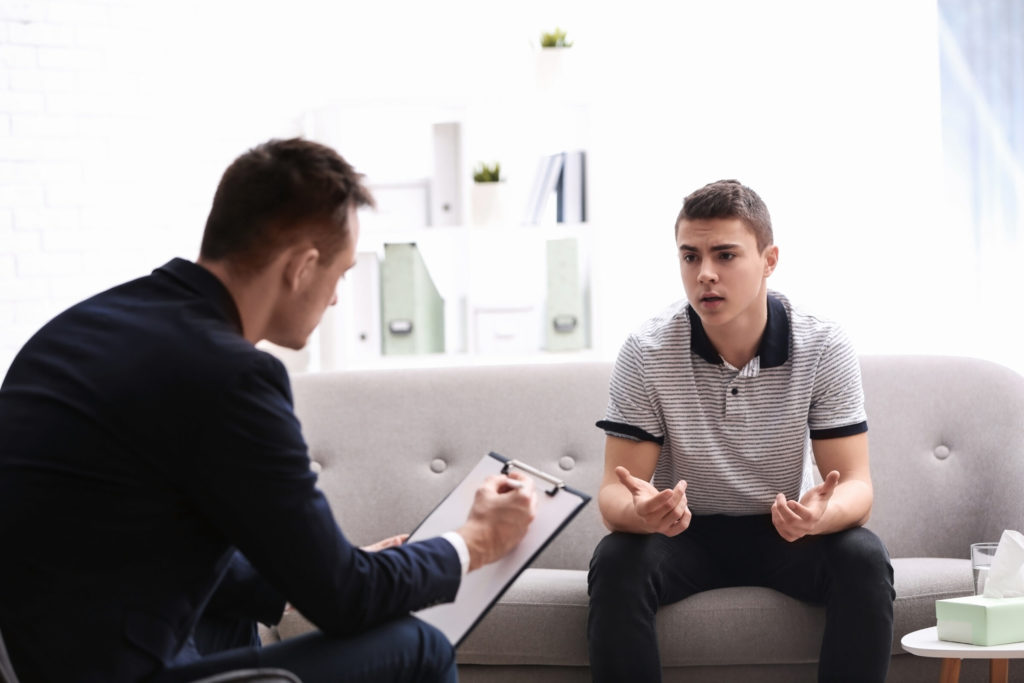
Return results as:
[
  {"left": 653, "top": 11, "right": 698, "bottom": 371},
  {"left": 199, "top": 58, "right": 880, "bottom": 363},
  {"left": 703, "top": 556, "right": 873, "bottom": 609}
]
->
[{"left": 407, "top": 451, "right": 590, "bottom": 646}]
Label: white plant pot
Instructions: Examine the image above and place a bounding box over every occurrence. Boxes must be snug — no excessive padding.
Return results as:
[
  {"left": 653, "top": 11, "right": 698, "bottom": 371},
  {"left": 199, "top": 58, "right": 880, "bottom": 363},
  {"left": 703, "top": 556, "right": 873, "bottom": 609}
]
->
[
  {"left": 535, "top": 47, "right": 574, "bottom": 94},
  {"left": 471, "top": 182, "right": 505, "bottom": 227}
]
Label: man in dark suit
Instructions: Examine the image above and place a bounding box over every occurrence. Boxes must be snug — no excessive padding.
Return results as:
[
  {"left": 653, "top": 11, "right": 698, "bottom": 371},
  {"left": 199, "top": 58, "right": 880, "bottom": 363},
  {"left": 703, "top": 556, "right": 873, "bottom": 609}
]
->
[{"left": 0, "top": 138, "right": 537, "bottom": 682}]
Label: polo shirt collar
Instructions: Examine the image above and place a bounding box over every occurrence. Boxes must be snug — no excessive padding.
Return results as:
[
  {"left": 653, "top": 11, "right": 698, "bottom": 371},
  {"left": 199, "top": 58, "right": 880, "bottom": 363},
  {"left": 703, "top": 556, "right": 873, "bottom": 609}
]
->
[
  {"left": 687, "top": 294, "right": 790, "bottom": 369},
  {"left": 154, "top": 258, "right": 244, "bottom": 334}
]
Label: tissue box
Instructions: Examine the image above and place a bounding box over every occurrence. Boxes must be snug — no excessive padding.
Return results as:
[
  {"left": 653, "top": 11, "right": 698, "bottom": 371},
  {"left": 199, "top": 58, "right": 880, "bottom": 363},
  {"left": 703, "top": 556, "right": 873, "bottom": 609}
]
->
[{"left": 936, "top": 595, "right": 1024, "bottom": 646}]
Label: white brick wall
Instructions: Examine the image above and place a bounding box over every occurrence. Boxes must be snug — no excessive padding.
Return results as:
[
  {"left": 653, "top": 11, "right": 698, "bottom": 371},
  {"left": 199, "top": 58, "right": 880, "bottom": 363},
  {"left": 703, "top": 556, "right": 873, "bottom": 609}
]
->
[
  {"left": 0, "top": 0, "right": 421, "bottom": 374},
  {"left": 1, "top": 1, "right": 125, "bottom": 371},
  {"left": 0, "top": 0, "right": 228, "bottom": 373}
]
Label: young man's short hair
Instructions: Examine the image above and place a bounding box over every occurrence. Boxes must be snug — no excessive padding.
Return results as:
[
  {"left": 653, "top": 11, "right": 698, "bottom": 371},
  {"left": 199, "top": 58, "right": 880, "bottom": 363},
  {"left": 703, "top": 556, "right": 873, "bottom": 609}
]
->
[
  {"left": 200, "top": 138, "right": 375, "bottom": 273},
  {"left": 676, "top": 179, "right": 773, "bottom": 252}
]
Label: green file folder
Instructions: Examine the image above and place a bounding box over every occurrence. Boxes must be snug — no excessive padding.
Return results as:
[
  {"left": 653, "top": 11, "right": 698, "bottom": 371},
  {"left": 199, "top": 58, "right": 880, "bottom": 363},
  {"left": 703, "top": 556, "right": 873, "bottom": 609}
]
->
[
  {"left": 380, "top": 242, "right": 445, "bottom": 355},
  {"left": 544, "top": 237, "right": 586, "bottom": 351}
]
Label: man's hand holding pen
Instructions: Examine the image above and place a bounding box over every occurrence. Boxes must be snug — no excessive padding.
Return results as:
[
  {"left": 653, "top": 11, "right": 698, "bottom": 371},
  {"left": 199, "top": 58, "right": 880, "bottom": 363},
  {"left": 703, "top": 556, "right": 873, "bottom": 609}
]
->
[{"left": 457, "top": 472, "right": 537, "bottom": 571}]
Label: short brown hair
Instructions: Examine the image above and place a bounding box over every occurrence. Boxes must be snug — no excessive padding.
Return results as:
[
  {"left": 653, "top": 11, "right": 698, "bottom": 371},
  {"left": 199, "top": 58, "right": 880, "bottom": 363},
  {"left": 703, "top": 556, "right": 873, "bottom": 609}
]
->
[
  {"left": 200, "top": 138, "right": 375, "bottom": 272},
  {"left": 676, "top": 179, "right": 773, "bottom": 252}
]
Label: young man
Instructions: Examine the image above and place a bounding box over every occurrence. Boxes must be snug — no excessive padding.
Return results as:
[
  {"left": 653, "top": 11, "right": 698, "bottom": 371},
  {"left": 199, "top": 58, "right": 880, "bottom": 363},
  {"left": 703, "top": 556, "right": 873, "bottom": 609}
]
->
[
  {"left": 587, "top": 180, "right": 895, "bottom": 682},
  {"left": 0, "top": 138, "right": 537, "bottom": 683}
]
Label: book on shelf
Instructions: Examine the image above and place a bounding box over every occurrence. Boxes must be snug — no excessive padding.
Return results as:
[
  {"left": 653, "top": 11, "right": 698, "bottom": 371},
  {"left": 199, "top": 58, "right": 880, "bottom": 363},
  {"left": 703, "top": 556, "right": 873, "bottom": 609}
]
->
[
  {"left": 344, "top": 250, "right": 381, "bottom": 362},
  {"left": 524, "top": 150, "right": 587, "bottom": 225},
  {"left": 431, "top": 121, "right": 463, "bottom": 227},
  {"left": 523, "top": 153, "right": 564, "bottom": 225},
  {"left": 557, "top": 150, "right": 586, "bottom": 224}
]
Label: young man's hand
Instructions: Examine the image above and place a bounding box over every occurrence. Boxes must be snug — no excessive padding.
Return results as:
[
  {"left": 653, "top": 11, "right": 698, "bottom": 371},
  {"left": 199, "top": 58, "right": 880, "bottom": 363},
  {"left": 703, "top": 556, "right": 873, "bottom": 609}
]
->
[
  {"left": 457, "top": 473, "right": 537, "bottom": 571},
  {"left": 771, "top": 470, "right": 840, "bottom": 542},
  {"left": 615, "top": 466, "right": 691, "bottom": 536}
]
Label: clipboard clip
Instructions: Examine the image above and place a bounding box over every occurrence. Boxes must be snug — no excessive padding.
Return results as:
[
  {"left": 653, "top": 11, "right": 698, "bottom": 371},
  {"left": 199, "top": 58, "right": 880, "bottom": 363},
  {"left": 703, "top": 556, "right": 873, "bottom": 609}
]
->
[{"left": 501, "top": 459, "right": 565, "bottom": 497}]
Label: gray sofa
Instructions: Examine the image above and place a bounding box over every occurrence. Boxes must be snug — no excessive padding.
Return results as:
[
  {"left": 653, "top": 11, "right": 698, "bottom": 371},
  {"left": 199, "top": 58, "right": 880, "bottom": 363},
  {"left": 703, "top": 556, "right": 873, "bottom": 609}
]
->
[{"left": 261, "top": 355, "right": 1024, "bottom": 682}]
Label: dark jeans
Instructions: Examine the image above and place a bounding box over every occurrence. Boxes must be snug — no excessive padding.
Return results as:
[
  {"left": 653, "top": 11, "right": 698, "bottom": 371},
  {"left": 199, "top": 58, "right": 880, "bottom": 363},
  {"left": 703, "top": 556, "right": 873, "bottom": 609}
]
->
[
  {"left": 157, "top": 616, "right": 457, "bottom": 683},
  {"left": 587, "top": 514, "right": 895, "bottom": 683}
]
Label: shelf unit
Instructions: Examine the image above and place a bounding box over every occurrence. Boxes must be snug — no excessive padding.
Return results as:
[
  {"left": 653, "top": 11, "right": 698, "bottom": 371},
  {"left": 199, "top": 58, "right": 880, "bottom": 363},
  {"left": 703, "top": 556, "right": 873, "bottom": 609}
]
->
[{"left": 281, "top": 50, "right": 594, "bottom": 372}]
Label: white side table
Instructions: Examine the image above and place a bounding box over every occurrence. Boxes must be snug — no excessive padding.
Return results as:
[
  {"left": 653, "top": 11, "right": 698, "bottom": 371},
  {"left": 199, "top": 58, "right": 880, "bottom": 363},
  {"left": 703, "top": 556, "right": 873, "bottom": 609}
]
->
[{"left": 901, "top": 626, "right": 1024, "bottom": 683}]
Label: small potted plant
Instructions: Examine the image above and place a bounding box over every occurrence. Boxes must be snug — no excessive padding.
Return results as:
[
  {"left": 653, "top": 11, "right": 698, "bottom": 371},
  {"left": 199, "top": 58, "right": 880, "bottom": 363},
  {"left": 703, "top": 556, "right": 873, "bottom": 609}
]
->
[
  {"left": 536, "top": 27, "right": 574, "bottom": 92},
  {"left": 473, "top": 162, "right": 501, "bottom": 184},
  {"left": 540, "top": 27, "right": 573, "bottom": 48},
  {"left": 471, "top": 162, "right": 505, "bottom": 226}
]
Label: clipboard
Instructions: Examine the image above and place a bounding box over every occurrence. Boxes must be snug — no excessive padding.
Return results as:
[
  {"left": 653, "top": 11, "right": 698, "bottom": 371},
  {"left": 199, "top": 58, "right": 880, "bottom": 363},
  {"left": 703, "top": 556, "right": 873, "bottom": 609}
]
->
[{"left": 407, "top": 451, "right": 591, "bottom": 646}]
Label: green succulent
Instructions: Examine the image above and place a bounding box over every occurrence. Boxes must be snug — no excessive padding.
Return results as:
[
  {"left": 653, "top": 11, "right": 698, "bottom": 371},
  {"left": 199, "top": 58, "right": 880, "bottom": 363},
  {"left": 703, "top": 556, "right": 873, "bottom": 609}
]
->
[
  {"left": 540, "top": 27, "right": 572, "bottom": 48},
  {"left": 473, "top": 162, "right": 501, "bottom": 183}
]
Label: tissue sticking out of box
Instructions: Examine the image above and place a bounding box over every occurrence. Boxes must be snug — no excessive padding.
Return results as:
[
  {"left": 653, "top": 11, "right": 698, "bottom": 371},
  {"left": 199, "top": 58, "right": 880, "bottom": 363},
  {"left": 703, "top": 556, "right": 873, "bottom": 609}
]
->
[{"left": 982, "top": 530, "right": 1024, "bottom": 599}]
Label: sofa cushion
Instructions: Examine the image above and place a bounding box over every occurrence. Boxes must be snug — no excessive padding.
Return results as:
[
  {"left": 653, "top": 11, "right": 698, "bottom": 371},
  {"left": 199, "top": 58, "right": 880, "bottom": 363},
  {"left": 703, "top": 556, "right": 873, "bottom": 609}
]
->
[
  {"left": 269, "top": 558, "right": 975, "bottom": 665},
  {"left": 457, "top": 557, "right": 974, "bottom": 668},
  {"left": 891, "top": 556, "right": 972, "bottom": 644},
  {"left": 860, "top": 356, "right": 1024, "bottom": 559},
  {"left": 458, "top": 569, "right": 825, "bottom": 668}
]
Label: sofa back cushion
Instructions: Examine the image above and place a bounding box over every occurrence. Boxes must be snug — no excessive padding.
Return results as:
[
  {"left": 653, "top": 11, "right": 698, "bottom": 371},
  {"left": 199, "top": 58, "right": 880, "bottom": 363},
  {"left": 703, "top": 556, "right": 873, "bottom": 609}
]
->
[
  {"left": 860, "top": 355, "right": 1024, "bottom": 558},
  {"left": 291, "top": 362, "right": 611, "bottom": 569},
  {"left": 290, "top": 355, "right": 1024, "bottom": 568}
]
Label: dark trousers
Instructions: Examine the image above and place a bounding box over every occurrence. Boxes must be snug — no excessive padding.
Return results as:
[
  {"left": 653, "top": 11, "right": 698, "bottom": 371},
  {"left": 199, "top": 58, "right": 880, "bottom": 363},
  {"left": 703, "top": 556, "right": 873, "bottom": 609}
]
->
[
  {"left": 191, "top": 613, "right": 261, "bottom": 656},
  {"left": 157, "top": 616, "right": 457, "bottom": 683},
  {"left": 587, "top": 515, "right": 895, "bottom": 683}
]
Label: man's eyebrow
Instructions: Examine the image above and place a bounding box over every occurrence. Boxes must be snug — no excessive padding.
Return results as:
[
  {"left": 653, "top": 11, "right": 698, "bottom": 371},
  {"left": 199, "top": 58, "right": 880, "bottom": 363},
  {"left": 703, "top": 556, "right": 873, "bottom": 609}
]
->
[{"left": 679, "top": 243, "right": 741, "bottom": 252}]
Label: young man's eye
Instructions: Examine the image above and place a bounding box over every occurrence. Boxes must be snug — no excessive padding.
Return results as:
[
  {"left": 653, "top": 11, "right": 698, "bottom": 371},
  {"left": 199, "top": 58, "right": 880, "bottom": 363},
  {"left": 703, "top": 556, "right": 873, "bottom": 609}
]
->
[
  {"left": 681, "top": 253, "right": 697, "bottom": 263},
  {"left": 718, "top": 252, "right": 735, "bottom": 261}
]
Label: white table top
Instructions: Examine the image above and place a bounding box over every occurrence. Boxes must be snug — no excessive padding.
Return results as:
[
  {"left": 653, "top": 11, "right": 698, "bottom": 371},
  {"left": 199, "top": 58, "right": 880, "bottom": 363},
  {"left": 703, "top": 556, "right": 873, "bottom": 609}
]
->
[{"left": 901, "top": 627, "right": 1024, "bottom": 659}]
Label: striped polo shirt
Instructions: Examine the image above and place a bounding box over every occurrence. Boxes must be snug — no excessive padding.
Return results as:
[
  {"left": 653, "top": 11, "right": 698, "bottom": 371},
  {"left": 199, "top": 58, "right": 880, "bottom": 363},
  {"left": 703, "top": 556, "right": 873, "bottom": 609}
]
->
[{"left": 597, "top": 291, "right": 867, "bottom": 516}]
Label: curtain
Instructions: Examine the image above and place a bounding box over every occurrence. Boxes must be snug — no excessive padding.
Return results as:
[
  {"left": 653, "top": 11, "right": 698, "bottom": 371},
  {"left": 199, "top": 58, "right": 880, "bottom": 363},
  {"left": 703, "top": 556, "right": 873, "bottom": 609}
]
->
[{"left": 937, "top": 0, "right": 1024, "bottom": 252}]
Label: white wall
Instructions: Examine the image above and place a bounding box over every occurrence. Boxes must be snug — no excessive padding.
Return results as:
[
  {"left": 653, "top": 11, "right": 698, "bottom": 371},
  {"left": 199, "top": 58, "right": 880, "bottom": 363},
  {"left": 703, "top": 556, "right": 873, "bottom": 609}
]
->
[
  {"left": 1, "top": 0, "right": 1020, "bottom": 376},
  {"left": 581, "top": 1, "right": 974, "bottom": 363}
]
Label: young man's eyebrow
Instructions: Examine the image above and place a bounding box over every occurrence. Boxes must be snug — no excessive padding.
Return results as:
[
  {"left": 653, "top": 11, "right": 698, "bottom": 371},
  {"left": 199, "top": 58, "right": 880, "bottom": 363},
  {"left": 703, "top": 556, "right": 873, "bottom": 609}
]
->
[{"left": 679, "top": 243, "right": 741, "bottom": 252}]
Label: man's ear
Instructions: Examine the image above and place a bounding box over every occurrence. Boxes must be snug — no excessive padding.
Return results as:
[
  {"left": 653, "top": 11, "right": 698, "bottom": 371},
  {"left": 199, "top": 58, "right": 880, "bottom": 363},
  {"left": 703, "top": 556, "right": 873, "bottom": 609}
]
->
[
  {"left": 763, "top": 245, "right": 779, "bottom": 277},
  {"left": 282, "top": 246, "right": 320, "bottom": 293}
]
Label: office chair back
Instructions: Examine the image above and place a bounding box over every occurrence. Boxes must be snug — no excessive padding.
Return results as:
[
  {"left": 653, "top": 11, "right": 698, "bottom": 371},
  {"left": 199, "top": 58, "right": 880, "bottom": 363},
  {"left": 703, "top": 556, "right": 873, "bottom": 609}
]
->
[
  {"left": 0, "top": 628, "right": 19, "bottom": 683},
  {"left": 0, "top": 625, "right": 301, "bottom": 683}
]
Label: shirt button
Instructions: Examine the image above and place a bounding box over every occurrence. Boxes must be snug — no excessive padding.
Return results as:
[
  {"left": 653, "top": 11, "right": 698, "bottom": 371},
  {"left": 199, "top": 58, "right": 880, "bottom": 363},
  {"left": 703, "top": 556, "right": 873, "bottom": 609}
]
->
[{"left": 731, "top": 388, "right": 738, "bottom": 395}]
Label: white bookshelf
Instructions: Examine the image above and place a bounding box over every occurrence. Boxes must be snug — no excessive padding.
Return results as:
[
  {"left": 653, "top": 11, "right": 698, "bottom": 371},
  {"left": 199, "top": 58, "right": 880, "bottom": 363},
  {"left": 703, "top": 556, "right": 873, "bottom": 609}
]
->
[{"left": 283, "top": 50, "right": 595, "bottom": 372}]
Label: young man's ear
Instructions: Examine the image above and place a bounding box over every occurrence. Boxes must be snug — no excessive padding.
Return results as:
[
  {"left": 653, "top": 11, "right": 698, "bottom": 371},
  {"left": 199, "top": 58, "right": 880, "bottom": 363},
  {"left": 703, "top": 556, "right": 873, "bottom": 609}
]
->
[
  {"left": 282, "top": 247, "right": 321, "bottom": 293},
  {"left": 763, "top": 245, "right": 779, "bottom": 278}
]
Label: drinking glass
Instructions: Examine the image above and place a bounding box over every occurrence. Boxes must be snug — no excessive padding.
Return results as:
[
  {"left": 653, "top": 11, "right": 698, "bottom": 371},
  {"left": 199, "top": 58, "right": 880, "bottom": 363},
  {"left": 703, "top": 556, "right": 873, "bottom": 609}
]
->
[{"left": 971, "top": 541, "right": 999, "bottom": 595}]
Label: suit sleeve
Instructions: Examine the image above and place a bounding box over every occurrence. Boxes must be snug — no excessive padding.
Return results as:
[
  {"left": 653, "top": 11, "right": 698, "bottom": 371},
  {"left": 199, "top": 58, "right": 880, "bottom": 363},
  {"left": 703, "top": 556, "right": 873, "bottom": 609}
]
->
[{"left": 187, "top": 352, "right": 461, "bottom": 637}]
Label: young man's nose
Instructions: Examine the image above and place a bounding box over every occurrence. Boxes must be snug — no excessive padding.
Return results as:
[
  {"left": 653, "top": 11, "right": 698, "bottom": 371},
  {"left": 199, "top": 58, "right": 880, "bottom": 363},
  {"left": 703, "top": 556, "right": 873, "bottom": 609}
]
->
[{"left": 698, "top": 268, "right": 718, "bottom": 284}]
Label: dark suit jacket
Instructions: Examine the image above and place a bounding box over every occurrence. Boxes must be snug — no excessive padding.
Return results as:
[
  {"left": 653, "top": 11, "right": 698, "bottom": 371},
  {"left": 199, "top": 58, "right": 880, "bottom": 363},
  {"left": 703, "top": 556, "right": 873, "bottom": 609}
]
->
[{"left": 0, "top": 259, "right": 461, "bottom": 682}]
